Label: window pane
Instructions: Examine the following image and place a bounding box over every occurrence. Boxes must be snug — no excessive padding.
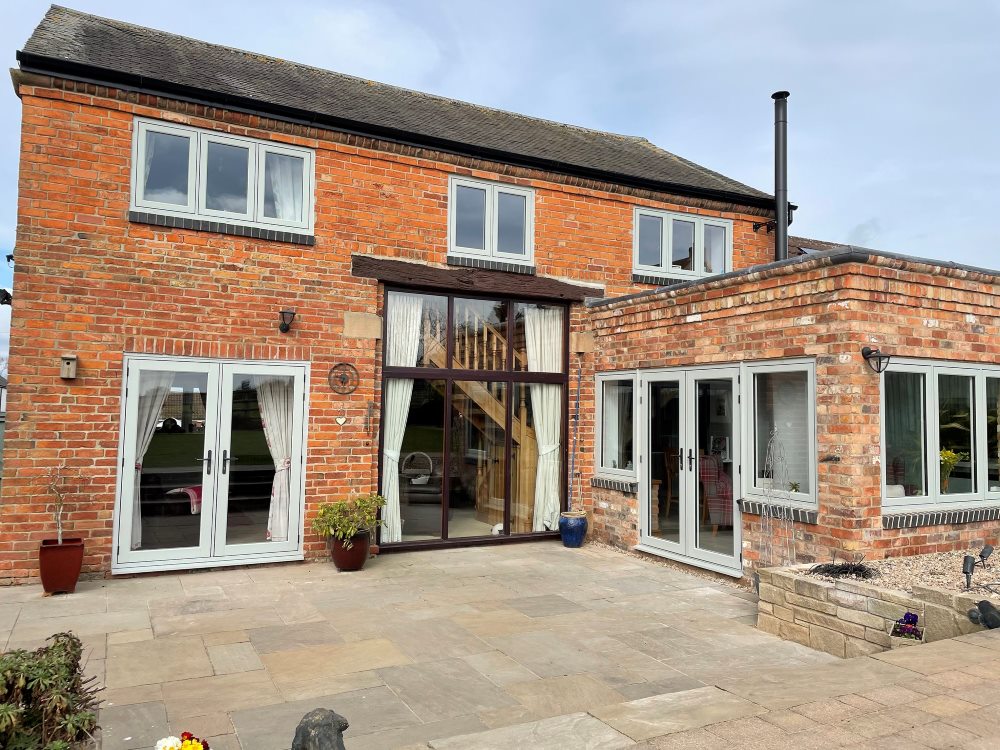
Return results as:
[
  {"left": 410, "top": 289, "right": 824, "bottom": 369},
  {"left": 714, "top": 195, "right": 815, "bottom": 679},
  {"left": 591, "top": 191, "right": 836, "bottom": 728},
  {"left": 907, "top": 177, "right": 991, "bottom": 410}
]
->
[
  {"left": 648, "top": 380, "right": 681, "bottom": 544},
  {"left": 939, "top": 374, "right": 976, "bottom": 495},
  {"left": 497, "top": 192, "right": 527, "bottom": 255},
  {"left": 884, "top": 372, "right": 927, "bottom": 497},
  {"left": 396, "top": 379, "right": 446, "bottom": 541},
  {"left": 453, "top": 298, "right": 508, "bottom": 370},
  {"left": 513, "top": 303, "right": 564, "bottom": 373},
  {"left": 704, "top": 224, "right": 726, "bottom": 274},
  {"left": 637, "top": 214, "right": 662, "bottom": 267},
  {"left": 601, "top": 380, "right": 633, "bottom": 471},
  {"left": 205, "top": 141, "right": 249, "bottom": 214},
  {"left": 754, "top": 371, "right": 810, "bottom": 494},
  {"left": 672, "top": 219, "right": 694, "bottom": 270},
  {"left": 263, "top": 151, "right": 305, "bottom": 222},
  {"left": 989, "top": 378, "right": 1000, "bottom": 492},
  {"left": 142, "top": 130, "right": 190, "bottom": 205},
  {"left": 455, "top": 185, "right": 487, "bottom": 250},
  {"left": 511, "top": 383, "right": 563, "bottom": 533},
  {"left": 386, "top": 291, "right": 448, "bottom": 369},
  {"left": 449, "top": 382, "right": 507, "bottom": 538}
]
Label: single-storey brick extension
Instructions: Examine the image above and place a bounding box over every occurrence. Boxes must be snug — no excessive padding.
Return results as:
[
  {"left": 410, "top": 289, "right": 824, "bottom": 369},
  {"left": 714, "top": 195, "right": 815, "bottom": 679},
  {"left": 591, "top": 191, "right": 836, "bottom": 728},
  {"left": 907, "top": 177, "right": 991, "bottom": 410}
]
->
[{"left": 2, "top": 6, "right": 997, "bottom": 583}]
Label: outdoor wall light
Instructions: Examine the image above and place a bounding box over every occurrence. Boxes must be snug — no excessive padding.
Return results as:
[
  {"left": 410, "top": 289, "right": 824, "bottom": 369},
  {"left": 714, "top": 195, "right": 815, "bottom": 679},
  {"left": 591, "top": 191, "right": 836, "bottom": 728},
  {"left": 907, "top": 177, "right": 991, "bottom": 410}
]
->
[
  {"left": 278, "top": 309, "right": 297, "bottom": 333},
  {"left": 861, "top": 346, "right": 891, "bottom": 374}
]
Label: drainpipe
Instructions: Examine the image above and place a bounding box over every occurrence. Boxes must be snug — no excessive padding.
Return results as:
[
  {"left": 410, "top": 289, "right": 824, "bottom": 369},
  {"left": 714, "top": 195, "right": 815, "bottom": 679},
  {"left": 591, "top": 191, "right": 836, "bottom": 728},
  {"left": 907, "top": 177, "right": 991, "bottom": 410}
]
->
[{"left": 772, "top": 91, "right": 789, "bottom": 261}]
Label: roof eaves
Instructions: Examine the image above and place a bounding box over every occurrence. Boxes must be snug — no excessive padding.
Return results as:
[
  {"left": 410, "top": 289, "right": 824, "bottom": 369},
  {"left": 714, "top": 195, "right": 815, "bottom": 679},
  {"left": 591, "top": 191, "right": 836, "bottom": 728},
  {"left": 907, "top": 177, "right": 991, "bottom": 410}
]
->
[{"left": 15, "top": 49, "right": 778, "bottom": 211}]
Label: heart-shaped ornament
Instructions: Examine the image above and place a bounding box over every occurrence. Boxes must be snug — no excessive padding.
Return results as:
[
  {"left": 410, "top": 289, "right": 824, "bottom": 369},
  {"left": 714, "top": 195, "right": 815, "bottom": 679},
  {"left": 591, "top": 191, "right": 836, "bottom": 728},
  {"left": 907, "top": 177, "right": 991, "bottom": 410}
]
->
[{"left": 336, "top": 416, "right": 348, "bottom": 426}]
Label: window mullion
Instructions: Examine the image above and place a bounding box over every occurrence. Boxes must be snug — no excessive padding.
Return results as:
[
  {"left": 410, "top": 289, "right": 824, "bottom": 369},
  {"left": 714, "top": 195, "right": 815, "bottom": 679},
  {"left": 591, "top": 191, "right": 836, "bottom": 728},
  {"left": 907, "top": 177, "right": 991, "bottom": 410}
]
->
[
  {"left": 487, "top": 185, "right": 498, "bottom": 259},
  {"left": 694, "top": 218, "right": 704, "bottom": 275},
  {"left": 663, "top": 216, "right": 671, "bottom": 271},
  {"left": 928, "top": 368, "right": 941, "bottom": 505},
  {"left": 976, "top": 373, "right": 988, "bottom": 498}
]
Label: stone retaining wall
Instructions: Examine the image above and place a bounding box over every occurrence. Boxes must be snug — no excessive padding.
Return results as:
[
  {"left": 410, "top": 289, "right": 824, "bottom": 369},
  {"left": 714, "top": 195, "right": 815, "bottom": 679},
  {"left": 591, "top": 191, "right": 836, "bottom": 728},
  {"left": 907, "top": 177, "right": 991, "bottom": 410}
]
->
[{"left": 756, "top": 565, "right": 984, "bottom": 658}]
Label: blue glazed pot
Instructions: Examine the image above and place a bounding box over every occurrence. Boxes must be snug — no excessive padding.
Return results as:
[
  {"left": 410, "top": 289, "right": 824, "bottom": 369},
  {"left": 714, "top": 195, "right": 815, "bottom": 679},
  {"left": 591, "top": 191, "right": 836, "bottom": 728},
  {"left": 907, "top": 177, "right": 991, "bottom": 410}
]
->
[{"left": 559, "top": 511, "right": 588, "bottom": 548}]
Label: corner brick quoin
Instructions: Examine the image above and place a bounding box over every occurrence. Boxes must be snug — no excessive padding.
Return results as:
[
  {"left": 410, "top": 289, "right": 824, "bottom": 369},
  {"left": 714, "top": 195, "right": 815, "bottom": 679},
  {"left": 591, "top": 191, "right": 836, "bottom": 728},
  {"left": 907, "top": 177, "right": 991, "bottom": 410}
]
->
[{"left": 1, "top": 70, "right": 999, "bottom": 583}]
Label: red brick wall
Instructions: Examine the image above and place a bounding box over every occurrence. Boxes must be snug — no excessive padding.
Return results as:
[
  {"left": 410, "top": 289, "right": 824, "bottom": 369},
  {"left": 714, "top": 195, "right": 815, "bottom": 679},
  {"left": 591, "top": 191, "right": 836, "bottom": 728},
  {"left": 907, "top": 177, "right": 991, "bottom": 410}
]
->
[
  {"left": 588, "top": 256, "right": 1000, "bottom": 575},
  {"left": 0, "top": 73, "right": 776, "bottom": 582}
]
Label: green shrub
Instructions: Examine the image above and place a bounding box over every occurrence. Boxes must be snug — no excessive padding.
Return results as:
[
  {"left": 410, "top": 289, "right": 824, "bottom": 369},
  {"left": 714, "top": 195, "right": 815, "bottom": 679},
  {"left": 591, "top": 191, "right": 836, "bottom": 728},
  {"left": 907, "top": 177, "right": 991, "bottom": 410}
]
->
[
  {"left": 311, "top": 492, "right": 386, "bottom": 548},
  {"left": 0, "top": 632, "right": 100, "bottom": 749}
]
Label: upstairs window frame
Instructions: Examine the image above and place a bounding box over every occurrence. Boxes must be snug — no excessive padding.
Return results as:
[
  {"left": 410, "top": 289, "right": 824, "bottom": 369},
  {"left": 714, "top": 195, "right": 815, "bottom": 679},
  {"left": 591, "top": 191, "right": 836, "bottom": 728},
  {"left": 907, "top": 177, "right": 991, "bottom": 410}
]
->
[
  {"left": 131, "top": 117, "right": 315, "bottom": 234},
  {"left": 632, "top": 207, "right": 733, "bottom": 281},
  {"left": 448, "top": 176, "right": 535, "bottom": 266}
]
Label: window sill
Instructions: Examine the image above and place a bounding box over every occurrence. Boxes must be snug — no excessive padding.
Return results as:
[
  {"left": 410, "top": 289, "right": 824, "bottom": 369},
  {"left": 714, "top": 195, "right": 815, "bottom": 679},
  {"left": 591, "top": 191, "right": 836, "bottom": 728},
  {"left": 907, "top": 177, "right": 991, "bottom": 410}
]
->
[
  {"left": 882, "top": 504, "right": 1000, "bottom": 529},
  {"left": 129, "top": 211, "right": 315, "bottom": 246},
  {"left": 631, "top": 271, "right": 711, "bottom": 286},
  {"left": 591, "top": 477, "right": 638, "bottom": 494},
  {"left": 447, "top": 255, "right": 535, "bottom": 275},
  {"left": 738, "top": 498, "right": 819, "bottom": 525}
]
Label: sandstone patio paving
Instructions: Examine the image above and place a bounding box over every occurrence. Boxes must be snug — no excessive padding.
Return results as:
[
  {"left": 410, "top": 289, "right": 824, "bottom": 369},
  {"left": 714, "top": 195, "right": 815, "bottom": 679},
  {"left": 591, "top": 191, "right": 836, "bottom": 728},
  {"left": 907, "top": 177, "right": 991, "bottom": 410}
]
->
[{"left": 6, "top": 542, "right": 1000, "bottom": 749}]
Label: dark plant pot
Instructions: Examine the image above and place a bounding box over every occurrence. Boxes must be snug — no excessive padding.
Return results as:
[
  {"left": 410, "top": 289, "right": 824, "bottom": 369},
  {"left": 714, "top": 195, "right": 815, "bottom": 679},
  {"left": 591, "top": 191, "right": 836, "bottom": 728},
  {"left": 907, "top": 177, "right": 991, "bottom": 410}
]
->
[
  {"left": 559, "top": 511, "right": 588, "bottom": 548},
  {"left": 330, "top": 530, "right": 371, "bottom": 572},
  {"left": 39, "top": 538, "right": 85, "bottom": 595}
]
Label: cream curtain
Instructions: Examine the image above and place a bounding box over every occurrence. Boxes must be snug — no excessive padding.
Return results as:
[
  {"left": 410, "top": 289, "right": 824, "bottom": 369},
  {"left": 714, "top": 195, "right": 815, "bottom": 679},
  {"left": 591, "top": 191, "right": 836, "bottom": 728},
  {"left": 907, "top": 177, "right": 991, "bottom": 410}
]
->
[
  {"left": 267, "top": 152, "right": 304, "bottom": 222},
  {"left": 524, "top": 305, "right": 563, "bottom": 531},
  {"left": 381, "top": 293, "right": 425, "bottom": 542},
  {"left": 132, "top": 371, "right": 174, "bottom": 550},
  {"left": 253, "top": 375, "right": 295, "bottom": 542}
]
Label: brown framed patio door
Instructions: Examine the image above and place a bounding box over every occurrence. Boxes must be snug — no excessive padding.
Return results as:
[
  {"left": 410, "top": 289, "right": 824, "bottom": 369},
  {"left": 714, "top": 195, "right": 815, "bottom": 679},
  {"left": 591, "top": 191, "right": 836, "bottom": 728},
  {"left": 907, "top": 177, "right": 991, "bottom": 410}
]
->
[{"left": 380, "top": 290, "right": 568, "bottom": 545}]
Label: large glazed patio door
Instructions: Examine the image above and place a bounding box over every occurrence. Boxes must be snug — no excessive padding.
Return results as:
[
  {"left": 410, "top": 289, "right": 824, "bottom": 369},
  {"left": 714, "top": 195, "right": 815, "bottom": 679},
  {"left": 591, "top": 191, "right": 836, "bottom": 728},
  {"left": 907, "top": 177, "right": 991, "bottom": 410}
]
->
[
  {"left": 638, "top": 367, "right": 742, "bottom": 575},
  {"left": 115, "top": 357, "right": 306, "bottom": 572}
]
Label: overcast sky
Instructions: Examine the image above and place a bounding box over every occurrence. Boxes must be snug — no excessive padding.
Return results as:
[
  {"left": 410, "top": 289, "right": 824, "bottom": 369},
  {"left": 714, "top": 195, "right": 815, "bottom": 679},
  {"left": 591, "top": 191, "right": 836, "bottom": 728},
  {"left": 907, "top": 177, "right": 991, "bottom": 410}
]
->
[{"left": 1, "top": 1, "right": 998, "bottom": 354}]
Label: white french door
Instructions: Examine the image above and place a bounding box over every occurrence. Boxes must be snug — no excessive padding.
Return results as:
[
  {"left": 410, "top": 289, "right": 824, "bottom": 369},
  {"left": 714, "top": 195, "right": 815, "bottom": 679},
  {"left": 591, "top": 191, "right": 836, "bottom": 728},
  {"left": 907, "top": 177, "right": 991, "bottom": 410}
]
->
[
  {"left": 115, "top": 356, "right": 307, "bottom": 572},
  {"left": 638, "top": 366, "right": 742, "bottom": 576}
]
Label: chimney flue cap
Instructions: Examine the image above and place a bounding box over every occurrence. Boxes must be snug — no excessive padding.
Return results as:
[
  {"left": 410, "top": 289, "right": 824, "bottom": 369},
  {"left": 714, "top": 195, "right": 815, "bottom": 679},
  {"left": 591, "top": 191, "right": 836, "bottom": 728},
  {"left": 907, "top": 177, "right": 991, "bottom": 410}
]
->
[{"left": 772, "top": 91, "right": 790, "bottom": 100}]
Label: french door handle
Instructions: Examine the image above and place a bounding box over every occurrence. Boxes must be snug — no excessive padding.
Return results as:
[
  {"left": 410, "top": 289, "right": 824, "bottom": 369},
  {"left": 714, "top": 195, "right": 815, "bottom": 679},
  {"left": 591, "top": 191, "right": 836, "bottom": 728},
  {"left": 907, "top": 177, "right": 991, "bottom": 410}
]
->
[
  {"left": 196, "top": 450, "right": 213, "bottom": 475},
  {"left": 222, "top": 450, "right": 239, "bottom": 474},
  {"left": 688, "top": 449, "right": 695, "bottom": 471},
  {"left": 678, "top": 450, "right": 684, "bottom": 472}
]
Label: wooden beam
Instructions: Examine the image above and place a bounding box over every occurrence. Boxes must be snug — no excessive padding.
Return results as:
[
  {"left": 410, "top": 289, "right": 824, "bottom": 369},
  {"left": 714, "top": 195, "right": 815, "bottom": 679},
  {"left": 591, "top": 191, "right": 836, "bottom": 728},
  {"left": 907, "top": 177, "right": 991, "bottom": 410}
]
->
[{"left": 351, "top": 255, "right": 602, "bottom": 302}]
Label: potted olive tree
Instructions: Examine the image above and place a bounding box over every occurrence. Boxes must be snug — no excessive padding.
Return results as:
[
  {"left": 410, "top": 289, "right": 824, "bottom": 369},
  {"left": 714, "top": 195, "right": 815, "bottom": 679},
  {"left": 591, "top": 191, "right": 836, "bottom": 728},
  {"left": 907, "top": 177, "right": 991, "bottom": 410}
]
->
[
  {"left": 39, "top": 463, "right": 85, "bottom": 595},
  {"left": 311, "top": 492, "right": 386, "bottom": 572}
]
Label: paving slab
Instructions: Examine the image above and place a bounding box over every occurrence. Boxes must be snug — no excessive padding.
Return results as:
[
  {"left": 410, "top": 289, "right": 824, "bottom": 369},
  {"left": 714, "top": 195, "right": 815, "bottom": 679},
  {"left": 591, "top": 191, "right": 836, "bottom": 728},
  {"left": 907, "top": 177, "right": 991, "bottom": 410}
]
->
[
  {"left": 378, "top": 657, "right": 517, "bottom": 721},
  {"left": 591, "top": 686, "right": 766, "bottom": 741},
  {"left": 504, "top": 674, "right": 624, "bottom": 718},
  {"left": 161, "top": 669, "right": 283, "bottom": 718},
  {"left": 429, "top": 712, "right": 634, "bottom": 749},
  {"left": 106, "top": 635, "right": 213, "bottom": 689},
  {"left": 260, "top": 638, "right": 407, "bottom": 699},
  {"left": 231, "top": 686, "right": 420, "bottom": 750},
  {"left": 871, "top": 637, "right": 998, "bottom": 674},
  {"left": 247, "top": 620, "right": 341, "bottom": 654},
  {"left": 208, "top": 641, "right": 264, "bottom": 674},
  {"left": 99, "top": 700, "right": 169, "bottom": 750}
]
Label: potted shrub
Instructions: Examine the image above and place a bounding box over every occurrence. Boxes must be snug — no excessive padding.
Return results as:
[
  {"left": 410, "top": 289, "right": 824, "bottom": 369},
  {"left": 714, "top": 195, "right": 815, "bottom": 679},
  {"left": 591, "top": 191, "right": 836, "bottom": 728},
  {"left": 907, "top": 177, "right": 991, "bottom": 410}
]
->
[
  {"left": 38, "top": 463, "right": 85, "bottom": 595},
  {"left": 311, "top": 492, "right": 386, "bottom": 572}
]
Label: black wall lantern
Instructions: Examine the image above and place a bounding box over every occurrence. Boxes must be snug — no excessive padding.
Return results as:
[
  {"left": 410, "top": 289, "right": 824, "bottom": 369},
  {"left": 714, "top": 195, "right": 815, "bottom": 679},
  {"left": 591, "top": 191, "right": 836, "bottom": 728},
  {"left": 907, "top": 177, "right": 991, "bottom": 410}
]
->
[
  {"left": 861, "top": 346, "right": 891, "bottom": 374},
  {"left": 279, "top": 309, "right": 297, "bottom": 333}
]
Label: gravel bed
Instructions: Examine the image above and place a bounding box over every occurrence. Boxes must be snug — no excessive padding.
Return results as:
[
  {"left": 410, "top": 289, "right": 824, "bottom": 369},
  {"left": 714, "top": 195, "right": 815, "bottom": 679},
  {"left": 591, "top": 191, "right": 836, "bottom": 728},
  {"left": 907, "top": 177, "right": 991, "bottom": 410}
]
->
[{"left": 810, "top": 550, "right": 1000, "bottom": 599}]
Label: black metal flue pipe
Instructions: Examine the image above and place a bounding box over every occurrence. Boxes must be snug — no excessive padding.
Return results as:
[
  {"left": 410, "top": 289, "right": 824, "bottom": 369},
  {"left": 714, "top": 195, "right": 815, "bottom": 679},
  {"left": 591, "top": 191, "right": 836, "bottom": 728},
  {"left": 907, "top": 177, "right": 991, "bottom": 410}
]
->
[{"left": 772, "top": 91, "right": 789, "bottom": 261}]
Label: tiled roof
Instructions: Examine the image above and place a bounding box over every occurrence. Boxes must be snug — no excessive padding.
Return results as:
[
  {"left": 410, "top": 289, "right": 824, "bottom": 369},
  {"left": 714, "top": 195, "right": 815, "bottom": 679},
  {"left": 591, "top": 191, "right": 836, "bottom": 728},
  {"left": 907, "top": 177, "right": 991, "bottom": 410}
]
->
[{"left": 19, "top": 5, "right": 773, "bottom": 207}]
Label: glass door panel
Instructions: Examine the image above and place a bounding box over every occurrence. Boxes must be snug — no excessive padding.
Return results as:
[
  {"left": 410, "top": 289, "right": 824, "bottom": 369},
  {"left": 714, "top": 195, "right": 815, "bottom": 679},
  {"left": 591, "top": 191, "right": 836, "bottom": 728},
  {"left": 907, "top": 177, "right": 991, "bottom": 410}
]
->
[
  {"left": 692, "top": 377, "right": 737, "bottom": 560},
  {"left": 639, "top": 369, "right": 741, "bottom": 574},
  {"left": 215, "top": 364, "right": 305, "bottom": 556},
  {"left": 648, "top": 380, "right": 682, "bottom": 546},
  {"left": 117, "top": 361, "right": 220, "bottom": 564},
  {"left": 449, "top": 381, "right": 507, "bottom": 538},
  {"left": 510, "top": 383, "right": 563, "bottom": 534},
  {"left": 398, "top": 379, "right": 446, "bottom": 542}
]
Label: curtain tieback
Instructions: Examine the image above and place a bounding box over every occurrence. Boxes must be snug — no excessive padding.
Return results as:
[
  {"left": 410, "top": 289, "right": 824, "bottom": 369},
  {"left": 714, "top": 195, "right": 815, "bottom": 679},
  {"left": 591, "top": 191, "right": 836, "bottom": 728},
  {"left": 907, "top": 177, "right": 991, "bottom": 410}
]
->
[
  {"left": 384, "top": 448, "right": 401, "bottom": 463},
  {"left": 135, "top": 461, "right": 142, "bottom": 471},
  {"left": 538, "top": 443, "right": 559, "bottom": 457},
  {"left": 276, "top": 457, "right": 292, "bottom": 472}
]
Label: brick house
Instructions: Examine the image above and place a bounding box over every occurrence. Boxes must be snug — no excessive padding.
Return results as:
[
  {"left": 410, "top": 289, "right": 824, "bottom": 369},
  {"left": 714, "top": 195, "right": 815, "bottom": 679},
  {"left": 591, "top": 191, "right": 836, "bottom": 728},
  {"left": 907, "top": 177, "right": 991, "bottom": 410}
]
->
[{"left": 1, "top": 6, "right": 996, "bottom": 584}]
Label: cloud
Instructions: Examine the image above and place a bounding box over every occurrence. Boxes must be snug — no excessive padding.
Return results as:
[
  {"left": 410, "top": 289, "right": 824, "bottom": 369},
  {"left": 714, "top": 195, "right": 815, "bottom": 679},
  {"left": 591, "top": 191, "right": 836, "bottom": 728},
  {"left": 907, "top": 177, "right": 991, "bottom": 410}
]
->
[{"left": 846, "top": 218, "right": 883, "bottom": 248}]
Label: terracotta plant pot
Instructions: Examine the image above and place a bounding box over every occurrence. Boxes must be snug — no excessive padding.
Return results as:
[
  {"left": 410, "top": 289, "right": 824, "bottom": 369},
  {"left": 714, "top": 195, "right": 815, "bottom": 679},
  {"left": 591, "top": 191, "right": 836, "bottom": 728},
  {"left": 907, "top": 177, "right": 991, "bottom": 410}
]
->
[
  {"left": 330, "top": 530, "right": 371, "bottom": 572},
  {"left": 39, "top": 538, "right": 85, "bottom": 595}
]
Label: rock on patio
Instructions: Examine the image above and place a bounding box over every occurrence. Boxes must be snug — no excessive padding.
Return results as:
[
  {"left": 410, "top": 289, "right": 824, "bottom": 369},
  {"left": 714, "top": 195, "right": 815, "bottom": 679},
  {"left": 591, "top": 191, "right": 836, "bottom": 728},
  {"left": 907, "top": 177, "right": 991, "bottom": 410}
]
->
[{"left": 4, "top": 543, "right": 1000, "bottom": 748}]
